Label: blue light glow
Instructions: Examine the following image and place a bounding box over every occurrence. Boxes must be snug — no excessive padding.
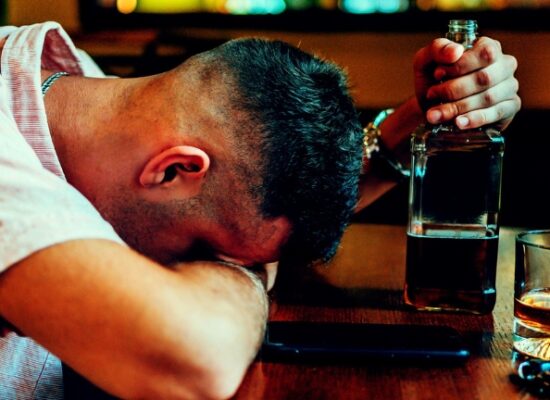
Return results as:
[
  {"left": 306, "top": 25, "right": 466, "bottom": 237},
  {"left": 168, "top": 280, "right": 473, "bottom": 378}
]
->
[
  {"left": 341, "top": 0, "right": 405, "bottom": 13},
  {"left": 342, "top": 0, "right": 377, "bottom": 13},
  {"left": 226, "top": 0, "right": 286, "bottom": 14}
]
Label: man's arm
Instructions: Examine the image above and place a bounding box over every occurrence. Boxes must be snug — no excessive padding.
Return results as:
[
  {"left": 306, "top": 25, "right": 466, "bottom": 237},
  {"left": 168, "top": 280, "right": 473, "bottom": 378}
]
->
[
  {"left": 0, "top": 239, "right": 267, "bottom": 399},
  {"left": 355, "top": 97, "right": 422, "bottom": 211},
  {"left": 356, "top": 36, "right": 520, "bottom": 212}
]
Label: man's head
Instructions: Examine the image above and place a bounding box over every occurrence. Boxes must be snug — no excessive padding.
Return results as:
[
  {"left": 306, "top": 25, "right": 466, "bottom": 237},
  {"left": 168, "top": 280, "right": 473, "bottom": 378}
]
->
[
  {"left": 203, "top": 38, "right": 364, "bottom": 265},
  {"left": 64, "top": 38, "right": 363, "bottom": 266}
]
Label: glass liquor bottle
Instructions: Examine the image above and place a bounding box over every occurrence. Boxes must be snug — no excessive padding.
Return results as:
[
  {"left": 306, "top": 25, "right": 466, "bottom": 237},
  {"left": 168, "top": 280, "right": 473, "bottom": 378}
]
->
[{"left": 403, "top": 20, "right": 505, "bottom": 314}]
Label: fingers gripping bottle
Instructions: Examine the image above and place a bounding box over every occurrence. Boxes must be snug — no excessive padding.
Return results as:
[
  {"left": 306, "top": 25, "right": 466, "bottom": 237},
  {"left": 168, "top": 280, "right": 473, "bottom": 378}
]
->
[{"left": 404, "top": 20, "right": 505, "bottom": 314}]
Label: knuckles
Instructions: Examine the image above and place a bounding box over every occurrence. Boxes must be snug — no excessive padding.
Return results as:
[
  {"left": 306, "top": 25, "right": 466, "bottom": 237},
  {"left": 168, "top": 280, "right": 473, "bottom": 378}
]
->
[
  {"left": 482, "top": 89, "right": 496, "bottom": 107},
  {"left": 476, "top": 38, "right": 502, "bottom": 64},
  {"left": 476, "top": 68, "right": 493, "bottom": 87}
]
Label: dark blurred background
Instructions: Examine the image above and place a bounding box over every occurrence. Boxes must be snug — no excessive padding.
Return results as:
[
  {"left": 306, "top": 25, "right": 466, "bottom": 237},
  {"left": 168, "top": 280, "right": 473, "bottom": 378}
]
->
[{"left": 5, "top": 0, "right": 549, "bottom": 229}]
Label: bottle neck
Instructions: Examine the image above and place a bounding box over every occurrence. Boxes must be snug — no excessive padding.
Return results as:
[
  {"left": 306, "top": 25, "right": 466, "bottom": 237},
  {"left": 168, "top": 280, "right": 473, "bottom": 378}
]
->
[
  {"left": 421, "top": 20, "right": 484, "bottom": 134},
  {"left": 446, "top": 19, "right": 478, "bottom": 49}
]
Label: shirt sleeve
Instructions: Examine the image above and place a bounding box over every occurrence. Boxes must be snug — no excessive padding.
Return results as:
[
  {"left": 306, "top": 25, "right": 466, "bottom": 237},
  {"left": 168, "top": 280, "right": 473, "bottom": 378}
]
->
[{"left": 0, "top": 76, "right": 125, "bottom": 273}]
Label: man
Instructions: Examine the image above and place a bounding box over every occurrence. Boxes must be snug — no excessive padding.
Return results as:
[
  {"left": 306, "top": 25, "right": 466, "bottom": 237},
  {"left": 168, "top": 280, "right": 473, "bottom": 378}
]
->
[{"left": 0, "top": 22, "right": 519, "bottom": 399}]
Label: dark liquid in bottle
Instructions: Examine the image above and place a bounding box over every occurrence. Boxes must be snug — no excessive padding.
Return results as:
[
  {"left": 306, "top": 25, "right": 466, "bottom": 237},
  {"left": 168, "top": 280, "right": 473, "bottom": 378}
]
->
[{"left": 404, "top": 234, "right": 499, "bottom": 314}]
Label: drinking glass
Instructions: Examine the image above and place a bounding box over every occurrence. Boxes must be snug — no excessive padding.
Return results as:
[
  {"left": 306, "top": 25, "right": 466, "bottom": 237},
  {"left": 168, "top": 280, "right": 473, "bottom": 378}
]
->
[{"left": 512, "top": 230, "right": 550, "bottom": 393}]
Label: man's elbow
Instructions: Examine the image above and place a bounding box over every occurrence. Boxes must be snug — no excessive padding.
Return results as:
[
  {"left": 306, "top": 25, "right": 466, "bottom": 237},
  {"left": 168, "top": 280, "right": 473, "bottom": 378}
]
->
[
  {"left": 136, "top": 367, "right": 245, "bottom": 400},
  {"left": 120, "top": 351, "right": 247, "bottom": 399},
  {"left": 131, "top": 318, "right": 259, "bottom": 400}
]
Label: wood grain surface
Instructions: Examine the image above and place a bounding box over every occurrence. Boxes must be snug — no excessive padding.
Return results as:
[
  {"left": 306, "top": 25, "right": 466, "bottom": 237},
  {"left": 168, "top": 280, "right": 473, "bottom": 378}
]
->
[{"left": 233, "top": 224, "right": 542, "bottom": 400}]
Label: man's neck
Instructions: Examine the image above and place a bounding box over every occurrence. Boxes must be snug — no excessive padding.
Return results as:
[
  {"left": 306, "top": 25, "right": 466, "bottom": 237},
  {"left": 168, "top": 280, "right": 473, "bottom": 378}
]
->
[
  {"left": 41, "top": 71, "right": 137, "bottom": 183},
  {"left": 41, "top": 69, "right": 121, "bottom": 143},
  {"left": 39, "top": 69, "right": 174, "bottom": 203}
]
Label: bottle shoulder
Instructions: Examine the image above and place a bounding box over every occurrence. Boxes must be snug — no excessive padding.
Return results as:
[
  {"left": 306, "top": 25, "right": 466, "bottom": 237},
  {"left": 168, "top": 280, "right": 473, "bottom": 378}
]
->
[{"left": 412, "top": 123, "right": 504, "bottom": 144}]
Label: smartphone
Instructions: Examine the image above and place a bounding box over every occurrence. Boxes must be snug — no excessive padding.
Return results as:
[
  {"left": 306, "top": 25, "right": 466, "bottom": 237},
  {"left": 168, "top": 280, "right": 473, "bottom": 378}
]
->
[{"left": 261, "top": 321, "right": 470, "bottom": 363}]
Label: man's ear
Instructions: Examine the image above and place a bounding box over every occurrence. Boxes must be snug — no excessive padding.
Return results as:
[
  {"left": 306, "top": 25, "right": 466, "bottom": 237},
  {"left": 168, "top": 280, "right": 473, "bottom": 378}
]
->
[{"left": 139, "top": 146, "right": 210, "bottom": 196}]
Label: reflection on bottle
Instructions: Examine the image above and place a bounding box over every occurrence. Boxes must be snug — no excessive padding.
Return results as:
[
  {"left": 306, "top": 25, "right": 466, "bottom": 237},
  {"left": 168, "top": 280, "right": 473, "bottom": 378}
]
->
[{"left": 403, "top": 20, "right": 504, "bottom": 314}]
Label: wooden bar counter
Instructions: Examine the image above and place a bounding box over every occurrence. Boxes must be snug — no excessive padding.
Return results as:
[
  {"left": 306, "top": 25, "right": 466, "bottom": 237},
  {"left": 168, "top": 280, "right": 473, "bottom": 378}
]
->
[{"left": 233, "top": 224, "right": 538, "bottom": 400}]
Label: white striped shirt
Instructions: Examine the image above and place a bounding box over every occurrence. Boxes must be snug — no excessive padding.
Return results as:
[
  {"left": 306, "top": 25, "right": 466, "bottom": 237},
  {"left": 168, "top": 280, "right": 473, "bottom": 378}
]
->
[{"left": 0, "top": 22, "right": 124, "bottom": 399}]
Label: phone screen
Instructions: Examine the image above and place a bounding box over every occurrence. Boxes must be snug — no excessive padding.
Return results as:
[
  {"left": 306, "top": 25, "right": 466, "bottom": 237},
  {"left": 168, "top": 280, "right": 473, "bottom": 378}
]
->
[{"left": 261, "top": 321, "right": 470, "bottom": 363}]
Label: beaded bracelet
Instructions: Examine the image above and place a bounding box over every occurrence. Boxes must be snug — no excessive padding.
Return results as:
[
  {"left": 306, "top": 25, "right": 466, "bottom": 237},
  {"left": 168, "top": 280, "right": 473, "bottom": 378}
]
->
[
  {"left": 41, "top": 71, "right": 69, "bottom": 96},
  {"left": 362, "top": 108, "right": 410, "bottom": 179},
  {"left": 363, "top": 108, "right": 394, "bottom": 160}
]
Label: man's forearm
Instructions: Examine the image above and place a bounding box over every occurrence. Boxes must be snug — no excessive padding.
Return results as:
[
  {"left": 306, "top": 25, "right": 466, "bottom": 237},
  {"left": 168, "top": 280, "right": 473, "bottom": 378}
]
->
[
  {"left": 379, "top": 96, "right": 423, "bottom": 151},
  {"left": 172, "top": 259, "right": 269, "bottom": 361},
  {"left": 0, "top": 240, "right": 267, "bottom": 399},
  {"left": 356, "top": 97, "right": 423, "bottom": 212}
]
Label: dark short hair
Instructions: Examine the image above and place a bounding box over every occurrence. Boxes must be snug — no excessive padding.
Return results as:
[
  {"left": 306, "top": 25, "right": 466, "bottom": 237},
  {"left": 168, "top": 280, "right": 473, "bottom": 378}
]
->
[{"left": 215, "top": 38, "right": 363, "bottom": 264}]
